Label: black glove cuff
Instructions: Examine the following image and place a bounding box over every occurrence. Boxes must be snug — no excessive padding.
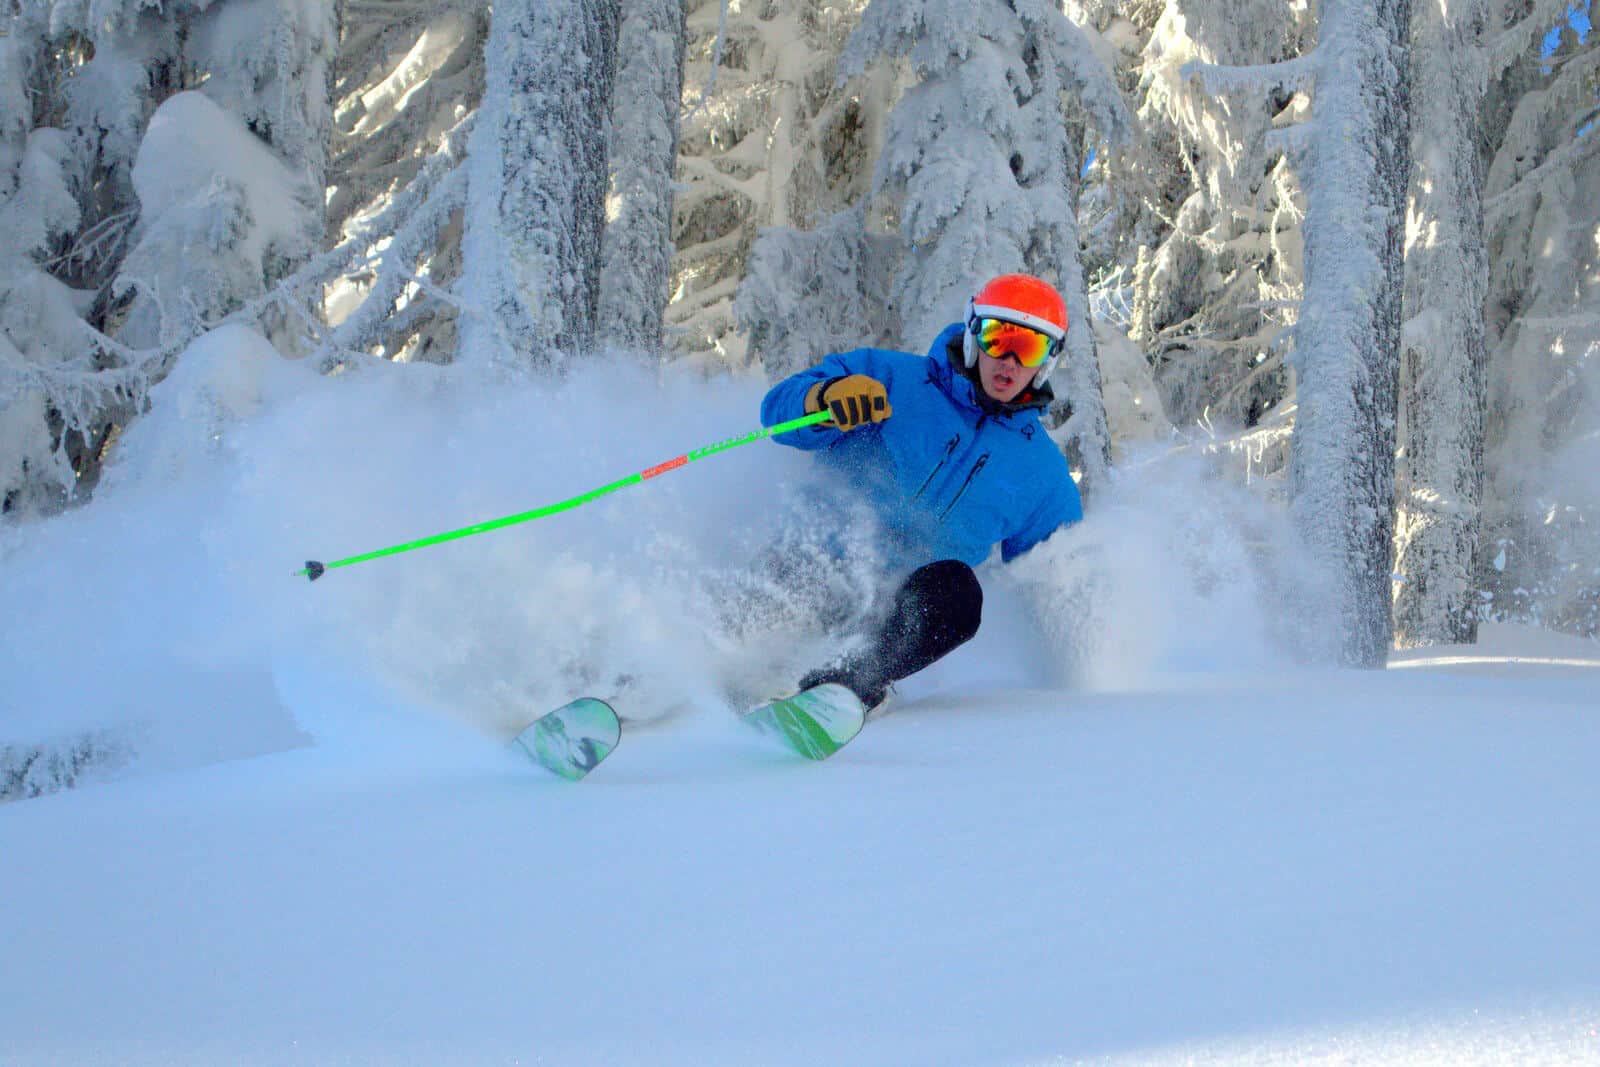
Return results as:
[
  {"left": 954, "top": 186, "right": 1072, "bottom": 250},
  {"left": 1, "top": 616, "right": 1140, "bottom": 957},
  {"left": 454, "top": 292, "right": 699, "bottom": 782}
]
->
[{"left": 816, "top": 375, "right": 847, "bottom": 405}]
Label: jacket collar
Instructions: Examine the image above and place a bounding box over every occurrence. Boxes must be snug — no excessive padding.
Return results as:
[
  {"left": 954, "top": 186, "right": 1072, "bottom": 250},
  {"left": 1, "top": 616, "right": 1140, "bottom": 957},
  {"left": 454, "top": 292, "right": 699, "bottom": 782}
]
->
[{"left": 926, "top": 323, "right": 1056, "bottom": 420}]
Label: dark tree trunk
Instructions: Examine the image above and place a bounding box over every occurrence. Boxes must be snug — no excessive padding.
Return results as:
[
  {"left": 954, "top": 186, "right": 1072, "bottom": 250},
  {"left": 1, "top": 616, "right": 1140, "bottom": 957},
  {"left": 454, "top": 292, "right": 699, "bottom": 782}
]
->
[
  {"left": 1289, "top": 0, "right": 1413, "bottom": 667},
  {"left": 1393, "top": 0, "right": 1490, "bottom": 648},
  {"left": 462, "top": 0, "right": 622, "bottom": 366},
  {"left": 597, "top": 0, "right": 687, "bottom": 352}
]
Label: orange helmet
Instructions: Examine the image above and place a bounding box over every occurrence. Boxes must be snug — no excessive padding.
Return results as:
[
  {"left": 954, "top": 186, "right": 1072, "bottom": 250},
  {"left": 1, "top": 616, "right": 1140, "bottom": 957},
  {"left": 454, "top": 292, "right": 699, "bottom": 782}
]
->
[{"left": 963, "top": 274, "right": 1069, "bottom": 389}]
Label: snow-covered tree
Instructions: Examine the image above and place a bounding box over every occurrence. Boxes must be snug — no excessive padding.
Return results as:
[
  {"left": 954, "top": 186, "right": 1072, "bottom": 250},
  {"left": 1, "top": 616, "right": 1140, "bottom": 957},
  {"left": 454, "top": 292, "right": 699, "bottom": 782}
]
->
[
  {"left": 2, "top": 728, "right": 129, "bottom": 802},
  {"left": 1176, "top": 0, "right": 1413, "bottom": 664},
  {"left": 0, "top": 118, "right": 90, "bottom": 514},
  {"left": 734, "top": 203, "right": 902, "bottom": 380},
  {"left": 1127, "top": 0, "right": 1315, "bottom": 434},
  {"left": 1287, "top": 0, "right": 1413, "bottom": 667},
  {"left": 1042, "top": 78, "right": 1117, "bottom": 489},
  {"left": 22, "top": 0, "right": 334, "bottom": 345},
  {"left": 669, "top": 0, "right": 890, "bottom": 368},
  {"left": 838, "top": 0, "right": 1134, "bottom": 490},
  {"left": 1391, "top": 0, "right": 1493, "bottom": 648},
  {"left": 186, "top": 0, "right": 338, "bottom": 240},
  {"left": 1475, "top": 2, "right": 1600, "bottom": 636},
  {"left": 460, "top": 0, "right": 621, "bottom": 368},
  {"left": 0, "top": 9, "right": 143, "bottom": 515},
  {"left": 0, "top": 0, "right": 335, "bottom": 516},
  {"left": 113, "top": 92, "right": 317, "bottom": 349},
  {"left": 319, "top": 0, "right": 484, "bottom": 365},
  {"left": 597, "top": 0, "right": 688, "bottom": 353}
]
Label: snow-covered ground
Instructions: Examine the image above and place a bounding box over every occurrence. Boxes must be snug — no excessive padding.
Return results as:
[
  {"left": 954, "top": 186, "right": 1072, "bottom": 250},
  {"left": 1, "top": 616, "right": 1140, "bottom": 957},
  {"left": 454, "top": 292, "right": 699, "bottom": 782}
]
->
[
  {"left": 4, "top": 625, "right": 1598, "bottom": 1065},
  {"left": 4, "top": 344, "right": 1599, "bottom": 1064}
]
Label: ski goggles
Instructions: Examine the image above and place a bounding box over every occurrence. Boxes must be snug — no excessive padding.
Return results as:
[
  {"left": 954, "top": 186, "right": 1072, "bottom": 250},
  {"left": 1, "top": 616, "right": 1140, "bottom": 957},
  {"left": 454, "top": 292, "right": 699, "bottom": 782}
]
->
[{"left": 970, "top": 317, "right": 1061, "bottom": 368}]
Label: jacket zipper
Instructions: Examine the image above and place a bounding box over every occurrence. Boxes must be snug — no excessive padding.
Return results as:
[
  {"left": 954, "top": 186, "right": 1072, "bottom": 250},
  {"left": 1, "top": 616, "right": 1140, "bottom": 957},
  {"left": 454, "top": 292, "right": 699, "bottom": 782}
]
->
[
  {"left": 941, "top": 454, "right": 989, "bottom": 520},
  {"left": 914, "top": 434, "right": 961, "bottom": 501}
]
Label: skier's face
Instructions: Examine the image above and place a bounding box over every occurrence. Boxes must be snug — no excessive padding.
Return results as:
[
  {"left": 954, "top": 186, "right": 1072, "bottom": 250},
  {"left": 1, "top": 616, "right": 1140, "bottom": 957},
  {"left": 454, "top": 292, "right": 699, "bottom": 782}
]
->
[{"left": 978, "top": 349, "right": 1031, "bottom": 403}]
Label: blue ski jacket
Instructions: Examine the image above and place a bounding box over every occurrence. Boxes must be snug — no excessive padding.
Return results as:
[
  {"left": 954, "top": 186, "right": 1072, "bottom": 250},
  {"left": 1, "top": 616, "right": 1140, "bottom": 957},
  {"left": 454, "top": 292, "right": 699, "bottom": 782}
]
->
[{"left": 760, "top": 323, "right": 1083, "bottom": 569}]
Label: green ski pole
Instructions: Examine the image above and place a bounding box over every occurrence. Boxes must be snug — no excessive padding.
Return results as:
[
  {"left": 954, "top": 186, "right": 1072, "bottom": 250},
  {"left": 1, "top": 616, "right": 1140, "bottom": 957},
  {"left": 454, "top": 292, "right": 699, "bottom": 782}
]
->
[{"left": 295, "top": 408, "right": 835, "bottom": 581}]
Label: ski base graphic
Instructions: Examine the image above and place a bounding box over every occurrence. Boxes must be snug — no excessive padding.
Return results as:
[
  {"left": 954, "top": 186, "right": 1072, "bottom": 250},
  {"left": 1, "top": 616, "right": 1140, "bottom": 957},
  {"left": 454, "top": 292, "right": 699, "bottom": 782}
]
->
[
  {"left": 513, "top": 698, "right": 620, "bottom": 781},
  {"left": 742, "top": 683, "right": 866, "bottom": 761}
]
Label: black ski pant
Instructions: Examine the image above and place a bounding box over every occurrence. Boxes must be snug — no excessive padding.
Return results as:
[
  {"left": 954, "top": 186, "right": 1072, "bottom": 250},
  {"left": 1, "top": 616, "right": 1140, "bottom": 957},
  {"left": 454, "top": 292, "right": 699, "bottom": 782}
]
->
[{"left": 800, "top": 559, "right": 983, "bottom": 709}]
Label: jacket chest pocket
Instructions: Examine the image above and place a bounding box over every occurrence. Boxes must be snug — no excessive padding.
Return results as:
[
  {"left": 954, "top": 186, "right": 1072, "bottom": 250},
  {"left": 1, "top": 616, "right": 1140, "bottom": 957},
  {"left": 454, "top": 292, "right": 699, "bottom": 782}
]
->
[
  {"left": 909, "top": 433, "right": 962, "bottom": 502},
  {"left": 939, "top": 453, "right": 989, "bottom": 520}
]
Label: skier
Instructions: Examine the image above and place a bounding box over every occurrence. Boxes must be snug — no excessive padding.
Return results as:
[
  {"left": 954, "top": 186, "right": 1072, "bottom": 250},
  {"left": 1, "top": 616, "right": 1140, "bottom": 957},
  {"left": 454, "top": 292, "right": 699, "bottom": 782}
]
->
[{"left": 760, "top": 273, "right": 1084, "bottom": 714}]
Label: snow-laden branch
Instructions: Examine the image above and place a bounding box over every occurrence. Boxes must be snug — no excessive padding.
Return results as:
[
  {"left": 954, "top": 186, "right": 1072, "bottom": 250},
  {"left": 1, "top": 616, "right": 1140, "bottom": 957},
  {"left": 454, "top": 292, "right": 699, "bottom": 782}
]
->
[
  {"left": 679, "top": 0, "right": 731, "bottom": 123},
  {"left": 1148, "top": 35, "right": 1317, "bottom": 205},
  {"left": 312, "top": 164, "right": 466, "bottom": 363},
  {"left": 260, "top": 114, "right": 473, "bottom": 303},
  {"left": 1264, "top": 119, "right": 1316, "bottom": 166},
  {"left": 675, "top": 154, "right": 765, "bottom": 206},
  {"left": 373, "top": 277, "right": 459, "bottom": 358},
  {"left": 42, "top": 209, "right": 138, "bottom": 274},
  {"left": 1519, "top": 42, "right": 1600, "bottom": 124},
  {"left": 1484, "top": 122, "right": 1600, "bottom": 227},
  {"left": 1179, "top": 52, "right": 1318, "bottom": 102},
  {"left": 3, "top": 111, "right": 475, "bottom": 433},
  {"left": 0, "top": 315, "right": 180, "bottom": 432},
  {"left": 1027, "top": 0, "right": 1138, "bottom": 149},
  {"left": 1489, "top": 0, "right": 1583, "bottom": 79}
]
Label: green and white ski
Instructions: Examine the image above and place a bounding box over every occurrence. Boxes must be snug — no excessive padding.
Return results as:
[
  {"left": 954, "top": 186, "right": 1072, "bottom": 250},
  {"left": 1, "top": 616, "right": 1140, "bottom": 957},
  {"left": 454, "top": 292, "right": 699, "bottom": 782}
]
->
[
  {"left": 742, "top": 683, "right": 867, "bottom": 761},
  {"left": 512, "top": 697, "right": 620, "bottom": 781},
  {"left": 514, "top": 684, "right": 865, "bottom": 779}
]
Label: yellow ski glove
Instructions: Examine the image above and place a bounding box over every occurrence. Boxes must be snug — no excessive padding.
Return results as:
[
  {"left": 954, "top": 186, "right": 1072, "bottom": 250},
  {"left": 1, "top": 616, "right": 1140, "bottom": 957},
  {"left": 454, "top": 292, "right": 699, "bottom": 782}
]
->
[{"left": 805, "top": 374, "right": 892, "bottom": 432}]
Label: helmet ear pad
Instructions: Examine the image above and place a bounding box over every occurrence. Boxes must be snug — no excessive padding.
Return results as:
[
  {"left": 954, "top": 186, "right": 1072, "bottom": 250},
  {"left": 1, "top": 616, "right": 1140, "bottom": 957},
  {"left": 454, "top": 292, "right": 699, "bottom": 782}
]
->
[
  {"left": 1031, "top": 348, "right": 1060, "bottom": 390},
  {"left": 963, "top": 301, "right": 981, "bottom": 370}
]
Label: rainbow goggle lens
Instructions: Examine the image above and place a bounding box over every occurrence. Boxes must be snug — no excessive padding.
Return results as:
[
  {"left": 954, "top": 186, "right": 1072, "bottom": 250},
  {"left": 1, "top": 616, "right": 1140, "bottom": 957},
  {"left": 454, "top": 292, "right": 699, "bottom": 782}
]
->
[{"left": 971, "top": 317, "right": 1061, "bottom": 368}]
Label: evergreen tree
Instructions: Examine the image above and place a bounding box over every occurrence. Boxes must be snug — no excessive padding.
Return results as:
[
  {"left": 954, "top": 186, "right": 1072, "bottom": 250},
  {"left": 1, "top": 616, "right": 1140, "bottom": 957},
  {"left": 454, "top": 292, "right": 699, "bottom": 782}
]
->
[
  {"left": 840, "top": 0, "right": 1132, "bottom": 490},
  {"left": 1288, "top": 0, "right": 1413, "bottom": 666},
  {"left": 1392, "top": 0, "right": 1492, "bottom": 648},
  {"left": 735, "top": 203, "right": 903, "bottom": 380},
  {"left": 1475, "top": 1, "right": 1600, "bottom": 636},
  {"left": 460, "top": 0, "right": 621, "bottom": 368},
  {"left": 1126, "top": 0, "right": 1315, "bottom": 434},
  {"left": 113, "top": 91, "right": 317, "bottom": 349},
  {"left": 322, "top": 0, "right": 487, "bottom": 364},
  {"left": 1174, "top": 0, "right": 1413, "bottom": 662},
  {"left": 184, "top": 0, "right": 337, "bottom": 247},
  {"left": 0, "top": 0, "right": 333, "bottom": 515},
  {"left": 670, "top": 0, "right": 888, "bottom": 368},
  {"left": 0, "top": 34, "right": 86, "bottom": 515},
  {"left": 597, "top": 0, "right": 688, "bottom": 353}
]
